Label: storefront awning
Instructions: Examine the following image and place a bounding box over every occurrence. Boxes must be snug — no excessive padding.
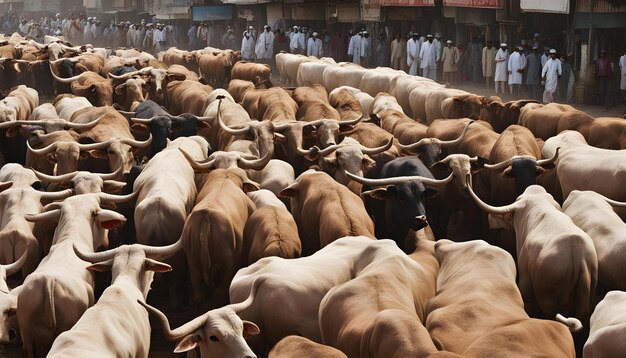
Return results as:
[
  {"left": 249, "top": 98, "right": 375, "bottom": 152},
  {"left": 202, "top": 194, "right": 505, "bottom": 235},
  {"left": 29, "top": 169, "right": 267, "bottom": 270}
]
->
[
  {"left": 520, "top": 0, "right": 569, "bottom": 14},
  {"left": 155, "top": 6, "right": 190, "bottom": 19},
  {"left": 575, "top": 12, "right": 626, "bottom": 29},
  {"left": 221, "top": 0, "right": 271, "bottom": 3},
  {"left": 380, "top": 0, "right": 434, "bottom": 7}
]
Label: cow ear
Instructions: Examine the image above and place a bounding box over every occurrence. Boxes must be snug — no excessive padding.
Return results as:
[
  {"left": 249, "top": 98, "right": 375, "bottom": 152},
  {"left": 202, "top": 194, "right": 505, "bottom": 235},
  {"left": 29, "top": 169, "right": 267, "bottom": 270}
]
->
[
  {"left": 339, "top": 124, "right": 355, "bottom": 133},
  {"left": 501, "top": 166, "right": 515, "bottom": 178},
  {"left": 114, "top": 83, "right": 127, "bottom": 95},
  {"left": 89, "top": 84, "right": 97, "bottom": 93},
  {"left": 5, "top": 127, "right": 18, "bottom": 138},
  {"left": 79, "top": 151, "right": 90, "bottom": 160},
  {"left": 368, "top": 113, "right": 380, "bottom": 126},
  {"left": 536, "top": 166, "right": 547, "bottom": 176},
  {"left": 131, "top": 123, "right": 150, "bottom": 135},
  {"left": 144, "top": 258, "right": 172, "bottom": 273},
  {"left": 103, "top": 180, "right": 125, "bottom": 194},
  {"left": 87, "top": 259, "right": 114, "bottom": 272},
  {"left": 273, "top": 132, "right": 286, "bottom": 143},
  {"left": 174, "top": 334, "right": 200, "bottom": 353},
  {"left": 242, "top": 180, "right": 260, "bottom": 193},
  {"left": 89, "top": 150, "right": 108, "bottom": 160},
  {"left": 0, "top": 181, "right": 13, "bottom": 192},
  {"left": 423, "top": 188, "right": 439, "bottom": 199},
  {"left": 31, "top": 180, "right": 45, "bottom": 191},
  {"left": 302, "top": 125, "right": 317, "bottom": 139},
  {"left": 487, "top": 213, "right": 513, "bottom": 230},
  {"left": 199, "top": 77, "right": 208, "bottom": 85},
  {"left": 243, "top": 321, "right": 260, "bottom": 338},
  {"left": 167, "top": 73, "right": 186, "bottom": 82},
  {"left": 46, "top": 153, "right": 58, "bottom": 164},
  {"left": 279, "top": 183, "right": 298, "bottom": 198},
  {"left": 429, "top": 161, "right": 449, "bottom": 174},
  {"left": 361, "top": 187, "right": 391, "bottom": 201},
  {"left": 362, "top": 155, "right": 376, "bottom": 168}
]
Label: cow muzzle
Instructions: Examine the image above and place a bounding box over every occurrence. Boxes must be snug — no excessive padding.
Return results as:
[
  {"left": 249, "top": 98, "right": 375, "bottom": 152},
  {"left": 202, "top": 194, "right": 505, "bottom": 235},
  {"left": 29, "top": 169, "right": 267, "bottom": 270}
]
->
[
  {"left": 0, "top": 328, "right": 17, "bottom": 343},
  {"left": 412, "top": 215, "right": 429, "bottom": 231}
]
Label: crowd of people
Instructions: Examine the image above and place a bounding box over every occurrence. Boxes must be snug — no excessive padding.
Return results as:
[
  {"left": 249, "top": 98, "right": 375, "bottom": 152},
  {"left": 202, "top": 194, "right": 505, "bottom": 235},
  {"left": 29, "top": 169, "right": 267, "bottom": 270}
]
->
[{"left": 2, "top": 10, "right": 624, "bottom": 107}]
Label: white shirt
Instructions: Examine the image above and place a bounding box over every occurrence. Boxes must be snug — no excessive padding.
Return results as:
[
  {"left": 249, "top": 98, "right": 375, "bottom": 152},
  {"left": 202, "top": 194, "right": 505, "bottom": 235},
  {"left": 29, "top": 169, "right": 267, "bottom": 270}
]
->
[
  {"left": 406, "top": 38, "right": 420, "bottom": 67},
  {"left": 494, "top": 48, "right": 509, "bottom": 81},
  {"left": 542, "top": 57, "right": 562, "bottom": 92},
  {"left": 255, "top": 30, "right": 274, "bottom": 59},
  {"left": 508, "top": 51, "right": 526, "bottom": 85},
  {"left": 241, "top": 36, "right": 255, "bottom": 59},
  {"left": 290, "top": 32, "right": 305, "bottom": 52},
  {"left": 307, "top": 37, "right": 322, "bottom": 57},
  {"left": 419, "top": 41, "right": 437, "bottom": 69}
]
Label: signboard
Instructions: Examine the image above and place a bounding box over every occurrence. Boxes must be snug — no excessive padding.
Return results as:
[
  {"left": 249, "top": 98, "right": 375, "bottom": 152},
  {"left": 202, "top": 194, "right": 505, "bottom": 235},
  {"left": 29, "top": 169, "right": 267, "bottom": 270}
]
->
[
  {"left": 192, "top": 5, "right": 233, "bottom": 21},
  {"left": 520, "top": 0, "right": 569, "bottom": 14},
  {"left": 238, "top": 9, "right": 254, "bottom": 20},
  {"left": 443, "top": 0, "right": 503, "bottom": 9},
  {"left": 380, "top": 0, "right": 434, "bottom": 6}
]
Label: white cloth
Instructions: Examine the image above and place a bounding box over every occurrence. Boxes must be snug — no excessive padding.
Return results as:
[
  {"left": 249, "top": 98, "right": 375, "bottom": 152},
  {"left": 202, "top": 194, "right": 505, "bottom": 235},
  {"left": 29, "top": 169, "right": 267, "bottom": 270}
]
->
[
  {"left": 494, "top": 48, "right": 509, "bottom": 82},
  {"left": 419, "top": 41, "right": 437, "bottom": 69},
  {"left": 434, "top": 38, "right": 442, "bottom": 61},
  {"left": 508, "top": 51, "right": 526, "bottom": 85},
  {"left": 541, "top": 58, "right": 562, "bottom": 103},
  {"left": 255, "top": 30, "right": 274, "bottom": 59},
  {"left": 348, "top": 35, "right": 362, "bottom": 64},
  {"left": 541, "top": 54, "right": 548, "bottom": 67},
  {"left": 406, "top": 38, "right": 420, "bottom": 75},
  {"left": 619, "top": 55, "right": 626, "bottom": 91},
  {"left": 290, "top": 32, "right": 305, "bottom": 53},
  {"left": 307, "top": 37, "right": 323, "bottom": 57},
  {"left": 241, "top": 36, "right": 255, "bottom": 60},
  {"left": 360, "top": 37, "right": 370, "bottom": 60}
]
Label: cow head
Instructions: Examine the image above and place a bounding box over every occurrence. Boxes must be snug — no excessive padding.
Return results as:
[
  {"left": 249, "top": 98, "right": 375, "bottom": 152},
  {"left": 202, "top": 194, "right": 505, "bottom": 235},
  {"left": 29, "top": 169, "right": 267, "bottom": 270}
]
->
[
  {"left": 138, "top": 280, "right": 261, "bottom": 357},
  {"left": 114, "top": 77, "right": 147, "bottom": 111},
  {"left": 430, "top": 154, "right": 487, "bottom": 194},
  {"left": 398, "top": 120, "right": 473, "bottom": 167},
  {"left": 449, "top": 95, "right": 483, "bottom": 120},
  {"left": 181, "top": 149, "right": 271, "bottom": 172},
  {"left": 0, "top": 252, "right": 27, "bottom": 343},
  {"left": 78, "top": 135, "right": 152, "bottom": 176}
]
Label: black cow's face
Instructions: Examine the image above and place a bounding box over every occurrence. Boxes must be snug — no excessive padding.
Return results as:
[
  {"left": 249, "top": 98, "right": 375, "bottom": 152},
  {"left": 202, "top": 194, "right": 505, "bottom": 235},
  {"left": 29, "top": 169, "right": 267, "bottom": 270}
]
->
[
  {"left": 415, "top": 143, "right": 443, "bottom": 168},
  {"left": 504, "top": 158, "right": 543, "bottom": 195}
]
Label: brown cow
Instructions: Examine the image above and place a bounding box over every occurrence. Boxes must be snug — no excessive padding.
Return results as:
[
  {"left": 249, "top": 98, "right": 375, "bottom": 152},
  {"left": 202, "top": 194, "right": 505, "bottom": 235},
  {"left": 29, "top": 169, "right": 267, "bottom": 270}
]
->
[
  {"left": 231, "top": 61, "right": 272, "bottom": 87},
  {"left": 480, "top": 98, "right": 537, "bottom": 133},
  {"left": 165, "top": 78, "right": 214, "bottom": 115},
  {"left": 269, "top": 336, "right": 347, "bottom": 358},
  {"left": 328, "top": 88, "right": 362, "bottom": 120},
  {"left": 50, "top": 70, "right": 113, "bottom": 107},
  {"left": 197, "top": 50, "right": 241, "bottom": 88}
]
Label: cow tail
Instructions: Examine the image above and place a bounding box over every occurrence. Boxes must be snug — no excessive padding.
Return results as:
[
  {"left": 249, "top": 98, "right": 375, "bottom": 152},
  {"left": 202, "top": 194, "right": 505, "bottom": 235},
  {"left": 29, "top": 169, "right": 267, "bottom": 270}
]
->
[
  {"left": 200, "top": 216, "right": 212, "bottom": 285},
  {"left": 44, "top": 277, "right": 56, "bottom": 329},
  {"left": 574, "top": 250, "right": 595, "bottom": 324}
]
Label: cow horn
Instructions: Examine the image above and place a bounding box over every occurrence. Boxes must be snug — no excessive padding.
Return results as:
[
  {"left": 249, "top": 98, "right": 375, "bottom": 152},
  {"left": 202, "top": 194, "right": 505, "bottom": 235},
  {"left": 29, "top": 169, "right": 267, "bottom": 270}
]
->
[
  {"left": 438, "top": 120, "right": 474, "bottom": 148},
  {"left": 107, "top": 70, "right": 141, "bottom": 80},
  {"left": 217, "top": 100, "right": 250, "bottom": 135},
  {"left": 229, "top": 278, "right": 262, "bottom": 313},
  {"left": 0, "top": 120, "right": 24, "bottom": 129},
  {"left": 130, "top": 117, "right": 154, "bottom": 124},
  {"left": 77, "top": 139, "right": 115, "bottom": 151},
  {"left": 39, "top": 188, "right": 75, "bottom": 201},
  {"left": 194, "top": 115, "right": 213, "bottom": 122},
  {"left": 31, "top": 169, "right": 77, "bottom": 182},
  {"left": 358, "top": 137, "right": 393, "bottom": 155},
  {"left": 135, "top": 237, "right": 183, "bottom": 258},
  {"left": 273, "top": 121, "right": 298, "bottom": 132},
  {"left": 467, "top": 179, "right": 520, "bottom": 215},
  {"left": 179, "top": 148, "right": 216, "bottom": 171},
  {"left": 1, "top": 251, "right": 28, "bottom": 276},
  {"left": 118, "top": 110, "right": 136, "bottom": 118},
  {"left": 536, "top": 147, "right": 560, "bottom": 166},
  {"left": 50, "top": 64, "right": 87, "bottom": 83},
  {"left": 64, "top": 116, "right": 102, "bottom": 130},
  {"left": 137, "top": 300, "right": 204, "bottom": 340},
  {"left": 483, "top": 158, "right": 513, "bottom": 171},
  {"left": 25, "top": 209, "right": 62, "bottom": 222},
  {"left": 98, "top": 191, "right": 137, "bottom": 204},
  {"left": 338, "top": 114, "right": 363, "bottom": 126},
  {"left": 344, "top": 170, "right": 453, "bottom": 188},
  {"left": 98, "top": 167, "right": 123, "bottom": 180},
  {"left": 27, "top": 140, "right": 58, "bottom": 155},
  {"left": 73, "top": 243, "right": 118, "bottom": 263},
  {"left": 237, "top": 150, "right": 272, "bottom": 170},
  {"left": 603, "top": 197, "right": 626, "bottom": 208},
  {"left": 119, "top": 133, "right": 153, "bottom": 148}
]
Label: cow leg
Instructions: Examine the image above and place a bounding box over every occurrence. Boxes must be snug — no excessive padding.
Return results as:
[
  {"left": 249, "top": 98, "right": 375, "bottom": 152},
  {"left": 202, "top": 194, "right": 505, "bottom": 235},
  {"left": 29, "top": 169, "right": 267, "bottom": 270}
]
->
[
  {"left": 188, "top": 259, "right": 205, "bottom": 313},
  {"left": 517, "top": 256, "right": 535, "bottom": 316}
]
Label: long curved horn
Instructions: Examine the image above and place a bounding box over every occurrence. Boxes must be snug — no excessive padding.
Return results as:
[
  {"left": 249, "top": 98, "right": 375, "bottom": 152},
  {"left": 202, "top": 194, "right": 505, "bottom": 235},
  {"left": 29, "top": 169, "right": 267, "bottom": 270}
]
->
[
  {"left": 467, "top": 180, "right": 520, "bottom": 215},
  {"left": 338, "top": 114, "right": 363, "bottom": 126},
  {"left": 31, "top": 169, "right": 77, "bottom": 182},
  {"left": 39, "top": 189, "right": 74, "bottom": 201},
  {"left": 536, "top": 147, "right": 560, "bottom": 166},
  {"left": 316, "top": 143, "right": 343, "bottom": 157},
  {"left": 64, "top": 116, "right": 102, "bottom": 130},
  {"left": 77, "top": 139, "right": 115, "bottom": 151},
  {"left": 2, "top": 251, "right": 28, "bottom": 276},
  {"left": 107, "top": 70, "right": 141, "bottom": 80},
  {"left": 98, "top": 191, "right": 137, "bottom": 204},
  {"left": 134, "top": 237, "right": 183, "bottom": 258},
  {"left": 483, "top": 158, "right": 512, "bottom": 171},
  {"left": 179, "top": 148, "right": 216, "bottom": 171},
  {"left": 73, "top": 243, "right": 118, "bottom": 263},
  {"left": 604, "top": 197, "right": 626, "bottom": 208},
  {"left": 50, "top": 64, "right": 87, "bottom": 83},
  {"left": 98, "top": 167, "right": 123, "bottom": 180},
  {"left": 119, "top": 133, "right": 153, "bottom": 148},
  {"left": 438, "top": 120, "right": 474, "bottom": 148},
  {"left": 217, "top": 100, "right": 250, "bottom": 135},
  {"left": 273, "top": 121, "right": 298, "bottom": 132},
  {"left": 130, "top": 117, "right": 154, "bottom": 124},
  {"left": 344, "top": 170, "right": 453, "bottom": 188},
  {"left": 137, "top": 300, "right": 203, "bottom": 340},
  {"left": 25, "top": 209, "right": 62, "bottom": 222},
  {"left": 237, "top": 150, "right": 272, "bottom": 170},
  {"left": 359, "top": 137, "right": 393, "bottom": 155},
  {"left": 118, "top": 110, "right": 136, "bottom": 117},
  {"left": 0, "top": 120, "right": 30, "bottom": 129},
  {"left": 229, "top": 278, "right": 262, "bottom": 313},
  {"left": 194, "top": 115, "right": 213, "bottom": 122},
  {"left": 27, "top": 140, "right": 58, "bottom": 155}
]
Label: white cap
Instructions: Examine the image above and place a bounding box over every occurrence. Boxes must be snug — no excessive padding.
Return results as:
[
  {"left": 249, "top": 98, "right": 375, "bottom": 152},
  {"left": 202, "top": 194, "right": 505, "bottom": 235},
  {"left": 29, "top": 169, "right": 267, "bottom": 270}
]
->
[
  {"left": 446, "top": 40, "right": 452, "bottom": 44},
  {"left": 363, "top": 31, "right": 368, "bottom": 35},
  {"left": 549, "top": 49, "right": 556, "bottom": 54},
  {"left": 500, "top": 42, "right": 507, "bottom": 47},
  {"left": 312, "top": 32, "right": 318, "bottom": 36},
  {"left": 249, "top": 25, "right": 253, "bottom": 29}
]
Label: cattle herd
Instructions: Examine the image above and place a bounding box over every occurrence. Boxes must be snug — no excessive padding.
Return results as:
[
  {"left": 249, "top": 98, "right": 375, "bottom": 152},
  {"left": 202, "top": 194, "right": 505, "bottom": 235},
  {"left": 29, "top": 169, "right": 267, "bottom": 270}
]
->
[{"left": 1, "top": 32, "right": 626, "bottom": 358}]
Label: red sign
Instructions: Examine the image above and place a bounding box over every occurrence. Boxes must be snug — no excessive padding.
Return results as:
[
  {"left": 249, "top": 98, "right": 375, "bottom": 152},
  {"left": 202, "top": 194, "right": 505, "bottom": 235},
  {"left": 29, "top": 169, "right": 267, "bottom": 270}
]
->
[
  {"left": 381, "top": 0, "right": 435, "bottom": 6},
  {"left": 443, "top": 0, "right": 503, "bottom": 8}
]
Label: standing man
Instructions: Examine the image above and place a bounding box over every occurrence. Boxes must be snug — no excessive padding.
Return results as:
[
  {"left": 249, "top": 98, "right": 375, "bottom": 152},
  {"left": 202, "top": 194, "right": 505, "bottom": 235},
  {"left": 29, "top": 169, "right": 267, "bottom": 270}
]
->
[
  {"left": 541, "top": 48, "right": 549, "bottom": 67},
  {"left": 494, "top": 43, "right": 509, "bottom": 95},
  {"left": 508, "top": 45, "right": 526, "bottom": 96},
  {"left": 241, "top": 30, "right": 255, "bottom": 61},
  {"left": 360, "top": 31, "right": 371, "bottom": 67},
  {"left": 347, "top": 30, "right": 362, "bottom": 65},
  {"left": 541, "top": 49, "right": 562, "bottom": 104},
  {"left": 307, "top": 31, "right": 323, "bottom": 57},
  {"left": 619, "top": 51, "right": 626, "bottom": 103},
  {"left": 374, "top": 32, "right": 388, "bottom": 67},
  {"left": 390, "top": 33, "right": 404, "bottom": 70},
  {"left": 559, "top": 54, "right": 573, "bottom": 103},
  {"left": 595, "top": 50, "right": 612, "bottom": 109},
  {"left": 194, "top": 22, "right": 205, "bottom": 50},
  {"left": 255, "top": 25, "right": 275, "bottom": 64},
  {"left": 222, "top": 27, "right": 237, "bottom": 50},
  {"left": 406, "top": 32, "right": 420, "bottom": 75},
  {"left": 468, "top": 37, "right": 482, "bottom": 83},
  {"left": 482, "top": 41, "right": 496, "bottom": 88},
  {"left": 290, "top": 26, "right": 305, "bottom": 54},
  {"left": 525, "top": 46, "right": 542, "bottom": 101},
  {"left": 441, "top": 40, "right": 459, "bottom": 84},
  {"left": 419, "top": 34, "right": 437, "bottom": 80}
]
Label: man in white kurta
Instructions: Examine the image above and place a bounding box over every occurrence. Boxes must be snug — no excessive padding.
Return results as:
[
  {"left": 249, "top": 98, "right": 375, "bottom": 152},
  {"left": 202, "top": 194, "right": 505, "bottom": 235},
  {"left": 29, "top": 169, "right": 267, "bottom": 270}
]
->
[
  {"left": 619, "top": 52, "right": 626, "bottom": 102},
  {"left": 360, "top": 31, "right": 371, "bottom": 67},
  {"left": 255, "top": 25, "right": 274, "bottom": 62},
  {"left": 494, "top": 43, "right": 509, "bottom": 95},
  {"left": 419, "top": 34, "right": 438, "bottom": 80},
  {"left": 541, "top": 49, "right": 562, "bottom": 103},
  {"left": 241, "top": 31, "right": 255, "bottom": 61},
  {"left": 508, "top": 46, "right": 527, "bottom": 95},
  {"left": 406, "top": 33, "right": 421, "bottom": 75},
  {"left": 347, "top": 32, "right": 362, "bottom": 65},
  {"left": 307, "top": 32, "right": 323, "bottom": 57},
  {"left": 290, "top": 26, "right": 305, "bottom": 54}
]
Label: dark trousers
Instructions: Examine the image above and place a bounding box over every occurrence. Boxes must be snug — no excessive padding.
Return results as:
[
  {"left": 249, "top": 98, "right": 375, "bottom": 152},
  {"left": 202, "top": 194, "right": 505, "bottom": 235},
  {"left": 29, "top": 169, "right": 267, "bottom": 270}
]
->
[{"left": 598, "top": 76, "right": 609, "bottom": 107}]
